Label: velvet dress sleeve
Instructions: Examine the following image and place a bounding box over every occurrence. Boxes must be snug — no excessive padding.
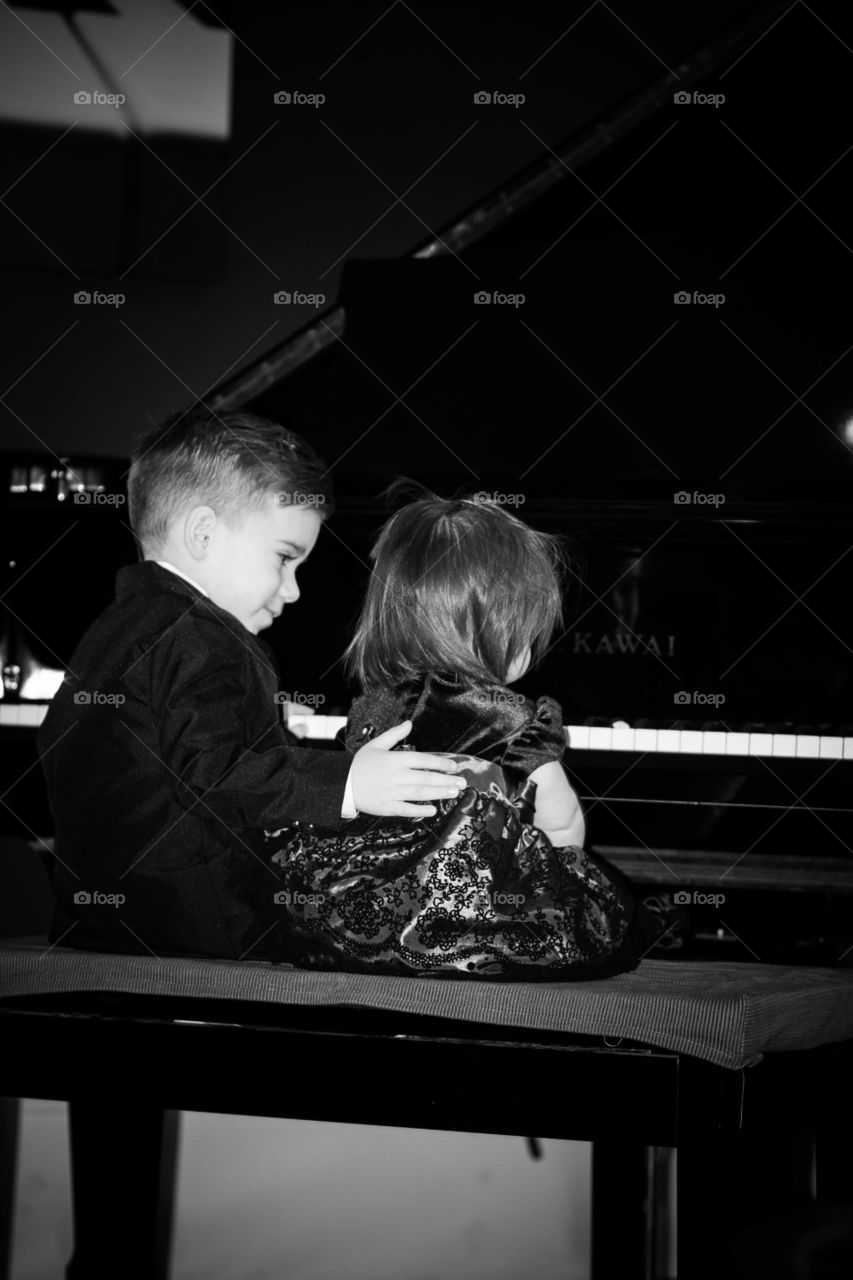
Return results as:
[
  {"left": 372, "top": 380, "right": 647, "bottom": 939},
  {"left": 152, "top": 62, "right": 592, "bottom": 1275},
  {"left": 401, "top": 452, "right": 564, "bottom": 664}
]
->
[
  {"left": 499, "top": 695, "right": 567, "bottom": 777},
  {"left": 343, "top": 689, "right": 411, "bottom": 753}
]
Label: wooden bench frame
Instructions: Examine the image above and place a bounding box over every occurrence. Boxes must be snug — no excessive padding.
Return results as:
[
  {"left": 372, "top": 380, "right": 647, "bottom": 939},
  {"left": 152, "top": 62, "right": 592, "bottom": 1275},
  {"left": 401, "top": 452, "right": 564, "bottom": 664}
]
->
[{"left": 2, "top": 988, "right": 851, "bottom": 1280}]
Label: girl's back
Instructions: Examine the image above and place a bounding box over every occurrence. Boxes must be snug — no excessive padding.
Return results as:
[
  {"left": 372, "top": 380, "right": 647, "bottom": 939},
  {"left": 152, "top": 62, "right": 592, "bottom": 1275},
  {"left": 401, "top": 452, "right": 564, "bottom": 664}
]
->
[{"left": 268, "top": 490, "right": 662, "bottom": 979}]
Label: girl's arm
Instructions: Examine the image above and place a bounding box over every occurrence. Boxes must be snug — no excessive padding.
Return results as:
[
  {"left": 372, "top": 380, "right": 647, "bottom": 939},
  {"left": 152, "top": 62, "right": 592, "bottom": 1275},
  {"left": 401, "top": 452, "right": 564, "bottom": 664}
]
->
[{"left": 529, "top": 760, "right": 586, "bottom": 846}]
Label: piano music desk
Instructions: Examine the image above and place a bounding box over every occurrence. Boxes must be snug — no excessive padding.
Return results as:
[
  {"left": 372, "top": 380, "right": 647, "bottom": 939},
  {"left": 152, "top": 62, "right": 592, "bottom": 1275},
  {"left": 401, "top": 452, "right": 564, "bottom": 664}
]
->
[{"left": 1, "top": 942, "right": 852, "bottom": 1280}]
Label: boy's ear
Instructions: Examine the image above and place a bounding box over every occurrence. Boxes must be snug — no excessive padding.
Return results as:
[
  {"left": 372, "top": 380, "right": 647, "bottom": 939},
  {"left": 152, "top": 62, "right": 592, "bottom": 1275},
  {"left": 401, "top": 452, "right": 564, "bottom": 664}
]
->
[{"left": 184, "top": 505, "right": 217, "bottom": 561}]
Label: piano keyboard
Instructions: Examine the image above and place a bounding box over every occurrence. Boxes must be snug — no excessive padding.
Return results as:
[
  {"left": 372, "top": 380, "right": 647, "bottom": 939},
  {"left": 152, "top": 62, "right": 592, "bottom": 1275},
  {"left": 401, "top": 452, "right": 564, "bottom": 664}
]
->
[
  {"left": 4, "top": 704, "right": 852, "bottom": 760},
  {"left": 0, "top": 703, "right": 50, "bottom": 728},
  {"left": 565, "top": 724, "right": 853, "bottom": 761},
  {"left": 282, "top": 717, "right": 853, "bottom": 759}
]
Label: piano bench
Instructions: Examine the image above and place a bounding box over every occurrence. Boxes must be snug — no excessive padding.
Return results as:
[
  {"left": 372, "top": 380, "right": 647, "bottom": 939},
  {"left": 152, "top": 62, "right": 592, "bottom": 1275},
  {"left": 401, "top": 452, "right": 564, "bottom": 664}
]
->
[{"left": 1, "top": 940, "right": 852, "bottom": 1280}]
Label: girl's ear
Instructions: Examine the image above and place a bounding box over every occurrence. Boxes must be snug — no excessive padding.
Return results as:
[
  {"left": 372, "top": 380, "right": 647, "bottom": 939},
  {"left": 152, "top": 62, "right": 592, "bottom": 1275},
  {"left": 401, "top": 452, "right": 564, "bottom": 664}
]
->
[{"left": 185, "top": 505, "right": 216, "bottom": 560}]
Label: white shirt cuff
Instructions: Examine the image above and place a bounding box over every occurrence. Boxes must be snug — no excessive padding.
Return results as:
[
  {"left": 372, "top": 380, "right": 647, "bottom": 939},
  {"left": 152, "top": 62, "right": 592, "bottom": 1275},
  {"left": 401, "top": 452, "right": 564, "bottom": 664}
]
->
[{"left": 341, "top": 764, "right": 359, "bottom": 819}]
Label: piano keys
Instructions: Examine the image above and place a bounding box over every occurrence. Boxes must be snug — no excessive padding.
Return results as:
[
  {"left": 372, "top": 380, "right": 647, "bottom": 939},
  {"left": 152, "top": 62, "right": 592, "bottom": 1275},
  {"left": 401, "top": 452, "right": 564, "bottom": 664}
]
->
[
  {"left": 5, "top": 704, "right": 852, "bottom": 761},
  {"left": 281, "top": 715, "right": 853, "bottom": 761},
  {"left": 0, "top": 703, "right": 48, "bottom": 728}
]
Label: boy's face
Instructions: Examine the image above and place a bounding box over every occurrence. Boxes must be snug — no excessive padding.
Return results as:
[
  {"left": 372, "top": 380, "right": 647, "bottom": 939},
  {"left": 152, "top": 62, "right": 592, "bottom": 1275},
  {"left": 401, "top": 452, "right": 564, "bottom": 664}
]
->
[{"left": 201, "top": 499, "right": 323, "bottom": 635}]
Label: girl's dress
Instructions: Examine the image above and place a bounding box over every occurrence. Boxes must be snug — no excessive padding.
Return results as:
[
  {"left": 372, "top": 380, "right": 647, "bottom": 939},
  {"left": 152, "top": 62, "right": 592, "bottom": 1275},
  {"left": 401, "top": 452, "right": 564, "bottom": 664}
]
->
[{"left": 269, "top": 671, "right": 658, "bottom": 980}]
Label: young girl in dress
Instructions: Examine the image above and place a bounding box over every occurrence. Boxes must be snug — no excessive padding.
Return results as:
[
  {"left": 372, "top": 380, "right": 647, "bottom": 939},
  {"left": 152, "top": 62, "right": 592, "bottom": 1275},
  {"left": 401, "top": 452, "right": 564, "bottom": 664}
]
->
[{"left": 270, "top": 489, "right": 656, "bottom": 979}]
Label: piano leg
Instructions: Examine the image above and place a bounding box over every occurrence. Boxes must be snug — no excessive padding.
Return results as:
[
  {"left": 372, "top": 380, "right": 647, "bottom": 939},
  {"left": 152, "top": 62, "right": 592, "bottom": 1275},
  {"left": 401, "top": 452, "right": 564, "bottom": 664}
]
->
[{"left": 65, "top": 1101, "right": 180, "bottom": 1280}]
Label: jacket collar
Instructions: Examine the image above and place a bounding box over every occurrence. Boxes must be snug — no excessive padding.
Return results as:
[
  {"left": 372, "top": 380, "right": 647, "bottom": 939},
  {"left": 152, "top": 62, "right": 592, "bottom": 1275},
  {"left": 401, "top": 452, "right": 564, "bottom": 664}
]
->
[{"left": 114, "top": 561, "right": 280, "bottom": 675}]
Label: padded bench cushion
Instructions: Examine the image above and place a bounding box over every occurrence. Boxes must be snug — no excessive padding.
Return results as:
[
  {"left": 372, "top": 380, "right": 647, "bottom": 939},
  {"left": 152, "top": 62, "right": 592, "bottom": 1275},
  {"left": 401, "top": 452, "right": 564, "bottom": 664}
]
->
[{"left": 1, "top": 938, "right": 852, "bottom": 1070}]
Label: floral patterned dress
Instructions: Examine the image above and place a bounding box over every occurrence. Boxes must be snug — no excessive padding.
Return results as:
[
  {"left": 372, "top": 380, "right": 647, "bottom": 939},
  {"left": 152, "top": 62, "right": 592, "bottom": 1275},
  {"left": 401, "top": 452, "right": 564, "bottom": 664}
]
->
[{"left": 268, "top": 671, "right": 654, "bottom": 980}]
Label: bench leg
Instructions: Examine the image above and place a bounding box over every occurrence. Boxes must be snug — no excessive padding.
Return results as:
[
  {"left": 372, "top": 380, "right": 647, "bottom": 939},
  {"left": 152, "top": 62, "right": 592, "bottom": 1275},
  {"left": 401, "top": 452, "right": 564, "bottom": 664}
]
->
[
  {"left": 591, "top": 1140, "right": 650, "bottom": 1279},
  {"left": 0, "top": 1098, "right": 20, "bottom": 1280},
  {"left": 65, "top": 1101, "right": 180, "bottom": 1280},
  {"left": 677, "top": 1124, "right": 739, "bottom": 1280},
  {"left": 676, "top": 1057, "right": 743, "bottom": 1280}
]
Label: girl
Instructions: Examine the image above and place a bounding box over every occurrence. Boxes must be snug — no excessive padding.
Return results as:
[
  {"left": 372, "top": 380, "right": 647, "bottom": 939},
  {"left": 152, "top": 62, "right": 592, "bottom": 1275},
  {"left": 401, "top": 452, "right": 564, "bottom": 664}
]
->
[{"left": 270, "top": 489, "right": 658, "bottom": 979}]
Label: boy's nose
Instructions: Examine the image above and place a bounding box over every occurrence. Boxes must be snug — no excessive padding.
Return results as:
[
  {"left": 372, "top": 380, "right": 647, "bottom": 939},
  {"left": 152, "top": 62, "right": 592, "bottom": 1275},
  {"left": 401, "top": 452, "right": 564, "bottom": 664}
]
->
[{"left": 278, "top": 577, "right": 300, "bottom": 604}]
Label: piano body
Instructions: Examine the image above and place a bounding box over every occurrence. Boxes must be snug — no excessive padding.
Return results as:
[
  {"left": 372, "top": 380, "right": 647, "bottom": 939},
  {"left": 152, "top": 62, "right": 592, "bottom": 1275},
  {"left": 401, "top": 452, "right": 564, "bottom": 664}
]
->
[{"left": 2, "top": 0, "right": 852, "bottom": 964}]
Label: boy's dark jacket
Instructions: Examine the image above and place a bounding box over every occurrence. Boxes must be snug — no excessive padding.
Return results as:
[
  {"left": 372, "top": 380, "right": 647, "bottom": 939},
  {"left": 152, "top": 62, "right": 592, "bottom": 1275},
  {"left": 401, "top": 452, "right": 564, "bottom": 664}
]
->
[{"left": 37, "top": 562, "right": 351, "bottom": 962}]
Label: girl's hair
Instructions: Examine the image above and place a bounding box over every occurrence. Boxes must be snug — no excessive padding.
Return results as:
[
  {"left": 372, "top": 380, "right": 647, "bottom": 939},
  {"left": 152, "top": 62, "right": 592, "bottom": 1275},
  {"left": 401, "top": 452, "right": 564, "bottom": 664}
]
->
[
  {"left": 128, "top": 406, "right": 334, "bottom": 557},
  {"left": 346, "top": 483, "right": 566, "bottom": 689}
]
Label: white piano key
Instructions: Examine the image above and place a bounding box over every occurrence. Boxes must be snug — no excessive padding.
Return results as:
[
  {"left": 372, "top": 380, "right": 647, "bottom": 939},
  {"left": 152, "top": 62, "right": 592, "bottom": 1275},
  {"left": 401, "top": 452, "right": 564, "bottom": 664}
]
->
[
  {"left": 1, "top": 703, "right": 22, "bottom": 726},
  {"left": 610, "top": 727, "right": 636, "bottom": 752},
  {"left": 725, "top": 732, "right": 750, "bottom": 756},
  {"left": 702, "top": 731, "right": 728, "bottom": 755},
  {"left": 19, "top": 703, "right": 46, "bottom": 727},
  {"left": 819, "top": 736, "right": 844, "bottom": 759},
  {"left": 634, "top": 728, "right": 658, "bottom": 753},
  {"left": 771, "top": 734, "right": 797, "bottom": 758},
  {"left": 566, "top": 724, "right": 590, "bottom": 750},
  {"left": 749, "top": 733, "right": 774, "bottom": 757},
  {"left": 795, "top": 735, "right": 821, "bottom": 758},
  {"left": 287, "top": 715, "right": 347, "bottom": 740},
  {"left": 588, "top": 727, "right": 613, "bottom": 751},
  {"left": 844, "top": 738, "right": 853, "bottom": 760},
  {"left": 657, "top": 729, "right": 681, "bottom": 753},
  {"left": 680, "top": 731, "right": 704, "bottom": 753}
]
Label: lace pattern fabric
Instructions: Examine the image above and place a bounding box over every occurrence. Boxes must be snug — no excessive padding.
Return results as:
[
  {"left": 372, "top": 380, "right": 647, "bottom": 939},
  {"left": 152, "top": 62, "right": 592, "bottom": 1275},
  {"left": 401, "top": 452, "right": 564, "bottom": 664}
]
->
[{"left": 270, "top": 753, "right": 643, "bottom": 981}]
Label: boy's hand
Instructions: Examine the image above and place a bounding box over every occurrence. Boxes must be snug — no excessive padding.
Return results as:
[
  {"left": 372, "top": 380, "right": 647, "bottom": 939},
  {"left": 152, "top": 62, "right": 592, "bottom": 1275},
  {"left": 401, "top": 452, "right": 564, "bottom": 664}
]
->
[{"left": 351, "top": 720, "right": 466, "bottom": 818}]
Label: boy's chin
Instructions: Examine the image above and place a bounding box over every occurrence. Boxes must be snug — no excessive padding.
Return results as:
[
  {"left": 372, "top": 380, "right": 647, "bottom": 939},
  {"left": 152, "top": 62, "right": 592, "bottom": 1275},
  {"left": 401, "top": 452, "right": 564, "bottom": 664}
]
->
[{"left": 252, "top": 607, "right": 279, "bottom": 633}]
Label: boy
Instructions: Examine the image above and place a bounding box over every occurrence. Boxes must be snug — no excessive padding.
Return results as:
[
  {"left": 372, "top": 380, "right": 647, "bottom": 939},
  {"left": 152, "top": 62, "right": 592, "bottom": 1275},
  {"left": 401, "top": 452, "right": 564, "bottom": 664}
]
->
[{"left": 37, "top": 407, "right": 465, "bottom": 961}]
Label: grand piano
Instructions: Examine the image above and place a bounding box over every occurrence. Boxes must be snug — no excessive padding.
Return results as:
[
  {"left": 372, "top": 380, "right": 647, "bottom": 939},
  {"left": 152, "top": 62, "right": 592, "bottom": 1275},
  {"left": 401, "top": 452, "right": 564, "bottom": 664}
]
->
[{"left": 2, "top": 0, "right": 851, "bottom": 966}]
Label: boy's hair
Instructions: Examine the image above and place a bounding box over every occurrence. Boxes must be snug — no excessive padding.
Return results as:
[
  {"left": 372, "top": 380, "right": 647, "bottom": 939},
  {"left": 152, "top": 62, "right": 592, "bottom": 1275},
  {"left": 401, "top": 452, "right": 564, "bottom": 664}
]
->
[
  {"left": 127, "top": 406, "right": 334, "bottom": 557},
  {"left": 346, "top": 484, "right": 565, "bottom": 689}
]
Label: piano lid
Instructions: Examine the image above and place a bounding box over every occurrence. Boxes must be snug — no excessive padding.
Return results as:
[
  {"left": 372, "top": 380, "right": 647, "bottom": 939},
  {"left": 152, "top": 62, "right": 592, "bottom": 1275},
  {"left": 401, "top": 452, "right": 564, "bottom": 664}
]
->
[
  {"left": 209, "top": 0, "right": 799, "bottom": 411},
  {"left": 205, "top": 0, "right": 853, "bottom": 503}
]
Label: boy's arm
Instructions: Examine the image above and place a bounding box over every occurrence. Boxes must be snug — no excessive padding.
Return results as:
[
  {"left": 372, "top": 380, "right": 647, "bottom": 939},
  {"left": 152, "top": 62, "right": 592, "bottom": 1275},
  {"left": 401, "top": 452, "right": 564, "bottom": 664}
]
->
[
  {"left": 529, "top": 761, "right": 586, "bottom": 847},
  {"left": 160, "top": 675, "right": 351, "bottom": 830},
  {"left": 149, "top": 626, "right": 461, "bottom": 828}
]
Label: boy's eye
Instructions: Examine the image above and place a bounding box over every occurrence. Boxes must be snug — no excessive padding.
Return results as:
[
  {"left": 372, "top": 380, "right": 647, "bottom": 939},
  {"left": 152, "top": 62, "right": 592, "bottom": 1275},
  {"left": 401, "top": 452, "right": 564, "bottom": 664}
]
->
[{"left": 278, "top": 553, "right": 295, "bottom": 566}]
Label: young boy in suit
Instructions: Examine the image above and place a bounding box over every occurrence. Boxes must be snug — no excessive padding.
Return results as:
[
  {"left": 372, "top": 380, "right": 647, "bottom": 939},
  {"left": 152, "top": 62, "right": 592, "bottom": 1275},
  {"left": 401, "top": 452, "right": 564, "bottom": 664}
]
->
[{"left": 37, "top": 407, "right": 465, "bottom": 961}]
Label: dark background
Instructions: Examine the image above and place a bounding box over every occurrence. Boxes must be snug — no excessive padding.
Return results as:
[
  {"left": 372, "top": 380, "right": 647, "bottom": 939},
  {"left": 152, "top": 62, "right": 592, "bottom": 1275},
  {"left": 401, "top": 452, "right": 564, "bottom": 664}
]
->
[{"left": 2, "top": 0, "right": 852, "bottom": 723}]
